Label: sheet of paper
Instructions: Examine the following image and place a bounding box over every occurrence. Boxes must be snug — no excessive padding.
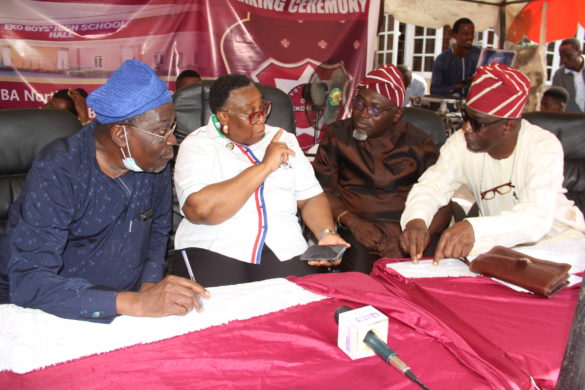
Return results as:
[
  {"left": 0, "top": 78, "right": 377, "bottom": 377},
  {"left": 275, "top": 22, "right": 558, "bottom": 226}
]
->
[
  {"left": 509, "top": 239, "right": 585, "bottom": 273},
  {"left": 386, "top": 258, "right": 479, "bottom": 278},
  {"left": 386, "top": 238, "right": 585, "bottom": 294}
]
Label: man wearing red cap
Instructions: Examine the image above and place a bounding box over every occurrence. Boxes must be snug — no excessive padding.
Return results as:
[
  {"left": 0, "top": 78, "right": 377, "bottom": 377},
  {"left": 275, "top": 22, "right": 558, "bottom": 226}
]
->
[
  {"left": 400, "top": 64, "right": 585, "bottom": 264},
  {"left": 313, "top": 64, "right": 450, "bottom": 273}
]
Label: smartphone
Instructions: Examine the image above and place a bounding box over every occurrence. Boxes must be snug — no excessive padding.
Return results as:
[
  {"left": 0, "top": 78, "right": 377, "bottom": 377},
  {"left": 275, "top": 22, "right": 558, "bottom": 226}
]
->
[{"left": 300, "top": 245, "right": 347, "bottom": 262}]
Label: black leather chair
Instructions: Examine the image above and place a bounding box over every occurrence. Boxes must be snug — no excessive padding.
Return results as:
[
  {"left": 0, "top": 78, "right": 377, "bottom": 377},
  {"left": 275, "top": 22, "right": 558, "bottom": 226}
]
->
[
  {"left": 523, "top": 112, "right": 585, "bottom": 213},
  {"left": 173, "top": 80, "right": 295, "bottom": 143},
  {"left": 0, "top": 109, "right": 82, "bottom": 235},
  {"left": 402, "top": 107, "right": 447, "bottom": 147}
]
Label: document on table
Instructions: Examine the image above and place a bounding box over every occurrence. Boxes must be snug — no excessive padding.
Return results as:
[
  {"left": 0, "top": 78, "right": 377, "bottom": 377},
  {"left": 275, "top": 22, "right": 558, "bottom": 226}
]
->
[
  {"left": 386, "top": 259, "right": 582, "bottom": 294},
  {"left": 388, "top": 238, "right": 585, "bottom": 278},
  {"left": 386, "top": 258, "right": 478, "bottom": 278}
]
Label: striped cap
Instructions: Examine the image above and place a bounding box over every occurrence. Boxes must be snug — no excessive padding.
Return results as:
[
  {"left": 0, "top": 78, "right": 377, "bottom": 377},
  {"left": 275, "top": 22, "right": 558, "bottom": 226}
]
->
[
  {"left": 466, "top": 64, "right": 530, "bottom": 118},
  {"left": 357, "top": 64, "right": 405, "bottom": 107}
]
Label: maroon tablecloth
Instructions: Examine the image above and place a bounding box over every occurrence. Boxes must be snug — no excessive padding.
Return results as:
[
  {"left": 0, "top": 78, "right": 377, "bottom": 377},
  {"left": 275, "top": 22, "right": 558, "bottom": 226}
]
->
[{"left": 1, "top": 265, "right": 578, "bottom": 390}]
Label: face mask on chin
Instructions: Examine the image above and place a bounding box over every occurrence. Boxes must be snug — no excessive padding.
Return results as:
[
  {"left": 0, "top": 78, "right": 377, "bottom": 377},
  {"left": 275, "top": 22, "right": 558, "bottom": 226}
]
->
[{"left": 121, "top": 126, "right": 144, "bottom": 172}]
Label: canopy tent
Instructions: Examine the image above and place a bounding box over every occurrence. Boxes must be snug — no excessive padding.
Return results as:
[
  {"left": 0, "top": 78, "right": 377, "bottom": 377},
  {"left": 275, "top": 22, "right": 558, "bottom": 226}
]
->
[
  {"left": 508, "top": 0, "right": 585, "bottom": 43},
  {"left": 383, "top": 0, "right": 584, "bottom": 44}
]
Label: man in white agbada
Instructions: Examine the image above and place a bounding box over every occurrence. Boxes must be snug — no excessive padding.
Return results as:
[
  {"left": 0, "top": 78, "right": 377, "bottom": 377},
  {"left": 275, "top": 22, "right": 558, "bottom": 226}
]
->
[{"left": 399, "top": 64, "right": 585, "bottom": 264}]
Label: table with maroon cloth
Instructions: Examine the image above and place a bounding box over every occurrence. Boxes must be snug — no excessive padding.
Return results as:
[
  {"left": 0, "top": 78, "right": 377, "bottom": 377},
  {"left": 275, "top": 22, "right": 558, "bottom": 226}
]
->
[{"left": 0, "top": 260, "right": 579, "bottom": 390}]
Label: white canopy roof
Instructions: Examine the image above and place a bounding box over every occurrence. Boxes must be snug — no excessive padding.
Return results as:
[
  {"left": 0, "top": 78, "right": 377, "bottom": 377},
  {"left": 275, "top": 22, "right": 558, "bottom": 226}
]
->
[{"left": 383, "top": 0, "right": 529, "bottom": 38}]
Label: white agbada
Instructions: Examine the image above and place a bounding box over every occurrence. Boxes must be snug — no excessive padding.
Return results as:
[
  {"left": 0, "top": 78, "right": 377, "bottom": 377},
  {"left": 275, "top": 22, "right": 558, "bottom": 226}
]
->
[{"left": 401, "top": 119, "right": 585, "bottom": 254}]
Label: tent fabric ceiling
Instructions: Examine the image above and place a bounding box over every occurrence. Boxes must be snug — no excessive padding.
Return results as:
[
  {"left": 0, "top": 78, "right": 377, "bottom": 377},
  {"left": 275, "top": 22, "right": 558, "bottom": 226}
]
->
[
  {"left": 383, "top": 0, "right": 528, "bottom": 36},
  {"left": 508, "top": 0, "right": 585, "bottom": 43}
]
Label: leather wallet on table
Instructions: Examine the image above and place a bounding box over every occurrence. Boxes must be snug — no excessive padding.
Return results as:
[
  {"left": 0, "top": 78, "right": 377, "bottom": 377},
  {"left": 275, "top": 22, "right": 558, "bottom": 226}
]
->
[{"left": 469, "top": 246, "right": 572, "bottom": 298}]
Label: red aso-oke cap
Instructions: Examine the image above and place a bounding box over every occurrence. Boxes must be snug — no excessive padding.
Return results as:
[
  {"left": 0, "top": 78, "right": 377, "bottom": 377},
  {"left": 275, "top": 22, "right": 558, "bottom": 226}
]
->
[
  {"left": 356, "top": 64, "right": 405, "bottom": 107},
  {"left": 466, "top": 64, "right": 530, "bottom": 118}
]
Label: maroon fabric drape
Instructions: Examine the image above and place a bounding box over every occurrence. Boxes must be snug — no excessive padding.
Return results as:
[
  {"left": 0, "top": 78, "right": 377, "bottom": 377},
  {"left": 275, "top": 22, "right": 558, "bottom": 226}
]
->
[
  {"left": 1, "top": 269, "right": 577, "bottom": 389},
  {"left": 369, "top": 259, "right": 579, "bottom": 389}
]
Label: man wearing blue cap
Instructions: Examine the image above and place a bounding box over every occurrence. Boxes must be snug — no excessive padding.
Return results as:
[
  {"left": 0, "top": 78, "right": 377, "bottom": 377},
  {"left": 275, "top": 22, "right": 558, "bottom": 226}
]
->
[{"left": 0, "top": 60, "right": 208, "bottom": 323}]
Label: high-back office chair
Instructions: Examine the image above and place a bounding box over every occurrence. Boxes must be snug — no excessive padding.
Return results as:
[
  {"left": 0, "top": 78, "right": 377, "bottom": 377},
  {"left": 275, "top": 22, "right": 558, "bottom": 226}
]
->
[
  {"left": 173, "top": 80, "right": 295, "bottom": 142},
  {"left": 402, "top": 107, "right": 447, "bottom": 147},
  {"left": 0, "top": 109, "right": 82, "bottom": 235},
  {"left": 523, "top": 112, "right": 585, "bottom": 214}
]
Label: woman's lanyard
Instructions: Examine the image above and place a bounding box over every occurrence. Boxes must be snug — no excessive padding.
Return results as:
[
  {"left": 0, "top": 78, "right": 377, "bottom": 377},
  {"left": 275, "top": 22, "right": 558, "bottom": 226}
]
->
[{"left": 211, "top": 114, "right": 268, "bottom": 264}]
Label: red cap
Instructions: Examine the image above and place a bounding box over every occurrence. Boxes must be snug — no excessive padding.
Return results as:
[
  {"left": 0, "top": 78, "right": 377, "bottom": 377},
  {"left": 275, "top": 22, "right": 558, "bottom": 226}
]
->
[
  {"left": 357, "top": 64, "right": 405, "bottom": 107},
  {"left": 466, "top": 64, "right": 530, "bottom": 118}
]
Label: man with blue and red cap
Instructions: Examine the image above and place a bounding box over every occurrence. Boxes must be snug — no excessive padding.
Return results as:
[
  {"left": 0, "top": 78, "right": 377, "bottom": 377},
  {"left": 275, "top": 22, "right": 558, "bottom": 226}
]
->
[
  {"left": 0, "top": 59, "right": 208, "bottom": 322},
  {"left": 400, "top": 64, "right": 585, "bottom": 264},
  {"left": 314, "top": 64, "right": 451, "bottom": 273}
]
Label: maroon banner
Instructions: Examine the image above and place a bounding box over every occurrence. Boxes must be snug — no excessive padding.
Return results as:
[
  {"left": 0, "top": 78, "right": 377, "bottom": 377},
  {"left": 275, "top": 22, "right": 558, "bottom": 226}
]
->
[{"left": 0, "top": 0, "right": 378, "bottom": 150}]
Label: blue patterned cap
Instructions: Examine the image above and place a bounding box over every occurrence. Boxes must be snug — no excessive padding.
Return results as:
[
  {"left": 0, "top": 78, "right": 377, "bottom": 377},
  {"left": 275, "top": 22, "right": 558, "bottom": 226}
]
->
[{"left": 87, "top": 59, "right": 172, "bottom": 124}]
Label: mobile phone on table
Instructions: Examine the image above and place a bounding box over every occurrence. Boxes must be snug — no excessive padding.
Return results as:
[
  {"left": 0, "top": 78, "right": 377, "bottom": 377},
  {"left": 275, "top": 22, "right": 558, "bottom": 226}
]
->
[{"left": 300, "top": 245, "right": 347, "bottom": 262}]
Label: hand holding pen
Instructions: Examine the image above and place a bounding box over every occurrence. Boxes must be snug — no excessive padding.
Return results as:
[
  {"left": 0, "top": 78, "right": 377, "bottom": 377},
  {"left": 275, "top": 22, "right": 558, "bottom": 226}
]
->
[
  {"left": 181, "top": 250, "right": 208, "bottom": 310},
  {"left": 116, "top": 274, "right": 210, "bottom": 318}
]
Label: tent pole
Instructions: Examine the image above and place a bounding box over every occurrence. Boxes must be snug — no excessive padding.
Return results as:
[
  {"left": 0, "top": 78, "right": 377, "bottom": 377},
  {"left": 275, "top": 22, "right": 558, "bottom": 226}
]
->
[
  {"left": 539, "top": 0, "right": 547, "bottom": 45},
  {"left": 499, "top": 2, "right": 507, "bottom": 48},
  {"left": 556, "top": 281, "right": 585, "bottom": 389}
]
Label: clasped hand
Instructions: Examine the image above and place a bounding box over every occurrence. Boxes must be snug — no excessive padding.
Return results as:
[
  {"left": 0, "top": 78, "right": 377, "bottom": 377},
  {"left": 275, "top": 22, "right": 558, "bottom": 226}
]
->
[{"left": 338, "top": 213, "right": 400, "bottom": 258}]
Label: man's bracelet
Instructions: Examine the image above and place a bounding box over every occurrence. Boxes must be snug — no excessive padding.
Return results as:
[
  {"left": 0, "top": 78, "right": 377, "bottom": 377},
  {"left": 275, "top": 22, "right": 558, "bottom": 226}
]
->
[
  {"left": 318, "top": 228, "right": 337, "bottom": 241},
  {"left": 336, "top": 210, "right": 349, "bottom": 227}
]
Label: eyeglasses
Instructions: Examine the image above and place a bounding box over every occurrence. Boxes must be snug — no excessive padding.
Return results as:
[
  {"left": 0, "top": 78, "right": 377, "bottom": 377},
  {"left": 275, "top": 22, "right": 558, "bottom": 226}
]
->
[
  {"left": 130, "top": 120, "right": 177, "bottom": 143},
  {"left": 461, "top": 109, "right": 507, "bottom": 132},
  {"left": 480, "top": 182, "right": 516, "bottom": 200},
  {"left": 352, "top": 97, "right": 394, "bottom": 117},
  {"left": 226, "top": 99, "right": 272, "bottom": 125}
]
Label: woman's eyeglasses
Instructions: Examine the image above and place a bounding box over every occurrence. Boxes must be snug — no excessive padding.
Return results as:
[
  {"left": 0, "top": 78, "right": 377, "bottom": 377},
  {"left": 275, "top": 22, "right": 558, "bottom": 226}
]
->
[
  {"left": 461, "top": 109, "right": 507, "bottom": 132},
  {"left": 480, "top": 182, "right": 516, "bottom": 200},
  {"left": 130, "top": 120, "right": 177, "bottom": 143},
  {"left": 352, "top": 97, "right": 394, "bottom": 117},
  {"left": 227, "top": 99, "right": 272, "bottom": 125}
]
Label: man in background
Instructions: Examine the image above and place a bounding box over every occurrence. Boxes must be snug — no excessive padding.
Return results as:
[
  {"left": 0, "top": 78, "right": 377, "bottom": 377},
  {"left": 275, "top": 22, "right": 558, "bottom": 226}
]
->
[
  {"left": 552, "top": 38, "right": 584, "bottom": 113},
  {"left": 540, "top": 86, "right": 569, "bottom": 112},
  {"left": 431, "top": 18, "right": 480, "bottom": 98},
  {"left": 398, "top": 64, "right": 427, "bottom": 106},
  {"left": 176, "top": 69, "right": 201, "bottom": 91},
  {"left": 46, "top": 88, "right": 90, "bottom": 125}
]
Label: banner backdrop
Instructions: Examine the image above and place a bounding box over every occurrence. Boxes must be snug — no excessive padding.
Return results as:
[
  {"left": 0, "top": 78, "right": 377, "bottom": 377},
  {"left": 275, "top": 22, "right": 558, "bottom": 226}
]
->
[{"left": 0, "top": 0, "right": 379, "bottom": 150}]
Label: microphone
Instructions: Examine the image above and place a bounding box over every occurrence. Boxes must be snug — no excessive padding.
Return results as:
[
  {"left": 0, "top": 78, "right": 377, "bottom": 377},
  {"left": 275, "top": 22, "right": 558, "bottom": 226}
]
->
[{"left": 335, "top": 306, "right": 429, "bottom": 390}]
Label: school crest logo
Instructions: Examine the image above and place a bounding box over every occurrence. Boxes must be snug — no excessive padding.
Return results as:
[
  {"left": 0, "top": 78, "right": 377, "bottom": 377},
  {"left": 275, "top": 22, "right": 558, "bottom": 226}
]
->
[{"left": 253, "top": 58, "right": 350, "bottom": 152}]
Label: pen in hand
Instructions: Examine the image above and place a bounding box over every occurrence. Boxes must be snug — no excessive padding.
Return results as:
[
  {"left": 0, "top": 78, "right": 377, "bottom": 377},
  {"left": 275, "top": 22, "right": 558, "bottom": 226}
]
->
[{"left": 181, "top": 249, "right": 205, "bottom": 310}]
